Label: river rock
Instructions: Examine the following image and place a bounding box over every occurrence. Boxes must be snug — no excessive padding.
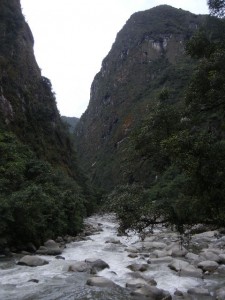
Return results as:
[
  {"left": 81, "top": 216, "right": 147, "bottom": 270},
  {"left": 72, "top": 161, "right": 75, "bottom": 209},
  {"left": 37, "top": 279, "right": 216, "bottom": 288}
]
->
[
  {"left": 200, "top": 250, "right": 220, "bottom": 262},
  {"left": 207, "top": 247, "right": 222, "bottom": 255},
  {"left": 127, "top": 263, "right": 150, "bottom": 272},
  {"left": 128, "top": 253, "right": 138, "bottom": 258},
  {"left": 179, "top": 265, "right": 203, "bottom": 278},
  {"left": 131, "top": 285, "right": 171, "bottom": 300},
  {"left": 219, "top": 253, "right": 225, "bottom": 264},
  {"left": 125, "top": 278, "right": 149, "bottom": 289},
  {"left": 216, "top": 287, "right": 225, "bottom": 300},
  {"left": 168, "top": 259, "right": 189, "bottom": 272},
  {"left": 217, "top": 265, "right": 225, "bottom": 274},
  {"left": 105, "top": 237, "right": 121, "bottom": 244},
  {"left": 43, "top": 240, "right": 63, "bottom": 255},
  {"left": 166, "top": 243, "right": 188, "bottom": 257},
  {"left": 148, "top": 256, "right": 172, "bottom": 264},
  {"left": 197, "top": 260, "right": 219, "bottom": 272},
  {"left": 55, "top": 255, "right": 65, "bottom": 260},
  {"left": 18, "top": 255, "right": 49, "bottom": 267},
  {"left": 86, "top": 276, "right": 117, "bottom": 288},
  {"left": 187, "top": 287, "right": 210, "bottom": 296},
  {"left": 125, "top": 246, "right": 139, "bottom": 253},
  {"left": 90, "top": 259, "right": 109, "bottom": 270},
  {"left": 36, "top": 246, "right": 48, "bottom": 255},
  {"left": 84, "top": 258, "right": 109, "bottom": 274},
  {"left": 142, "top": 242, "right": 167, "bottom": 251},
  {"left": 28, "top": 279, "right": 39, "bottom": 283},
  {"left": 152, "top": 250, "right": 169, "bottom": 258},
  {"left": 185, "top": 252, "right": 199, "bottom": 262},
  {"left": 127, "top": 272, "right": 157, "bottom": 286},
  {"left": 68, "top": 261, "right": 90, "bottom": 272},
  {"left": 174, "top": 289, "right": 183, "bottom": 296},
  {"left": 36, "top": 240, "right": 62, "bottom": 255},
  {"left": 194, "top": 230, "right": 218, "bottom": 239}
]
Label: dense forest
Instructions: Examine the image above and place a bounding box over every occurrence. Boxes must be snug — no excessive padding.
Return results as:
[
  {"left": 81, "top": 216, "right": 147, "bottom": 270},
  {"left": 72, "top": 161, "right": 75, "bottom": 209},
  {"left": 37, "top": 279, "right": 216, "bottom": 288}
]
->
[
  {"left": 75, "top": 1, "right": 225, "bottom": 236},
  {"left": 0, "top": 0, "right": 95, "bottom": 252},
  {"left": 107, "top": 0, "right": 225, "bottom": 234}
]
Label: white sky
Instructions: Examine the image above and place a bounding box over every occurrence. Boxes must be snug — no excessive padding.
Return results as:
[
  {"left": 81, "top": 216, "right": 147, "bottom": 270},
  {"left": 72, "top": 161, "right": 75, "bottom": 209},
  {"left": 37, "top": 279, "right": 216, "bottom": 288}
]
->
[{"left": 20, "top": 1, "right": 209, "bottom": 117}]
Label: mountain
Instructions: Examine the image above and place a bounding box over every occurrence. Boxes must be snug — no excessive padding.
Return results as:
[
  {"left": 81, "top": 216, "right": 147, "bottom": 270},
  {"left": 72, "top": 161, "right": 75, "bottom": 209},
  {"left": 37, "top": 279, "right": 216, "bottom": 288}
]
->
[
  {"left": 75, "top": 5, "right": 206, "bottom": 190},
  {"left": 0, "top": 0, "right": 94, "bottom": 250},
  {"left": 61, "top": 116, "right": 79, "bottom": 133},
  {"left": 0, "top": 0, "right": 73, "bottom": 171}
]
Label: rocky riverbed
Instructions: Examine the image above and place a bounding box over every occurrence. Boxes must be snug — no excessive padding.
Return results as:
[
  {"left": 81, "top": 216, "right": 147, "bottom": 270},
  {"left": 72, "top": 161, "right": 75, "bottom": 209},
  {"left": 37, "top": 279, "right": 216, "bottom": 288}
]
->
[{"left": 1, "top": 214, "right": 225, "bottom": 299}]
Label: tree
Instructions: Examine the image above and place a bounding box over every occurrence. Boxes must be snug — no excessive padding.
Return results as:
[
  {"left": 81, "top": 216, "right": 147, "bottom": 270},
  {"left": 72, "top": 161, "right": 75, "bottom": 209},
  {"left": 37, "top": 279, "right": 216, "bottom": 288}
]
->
[{"left": 208, "top": 0, "right": 225, "bottom": 17}]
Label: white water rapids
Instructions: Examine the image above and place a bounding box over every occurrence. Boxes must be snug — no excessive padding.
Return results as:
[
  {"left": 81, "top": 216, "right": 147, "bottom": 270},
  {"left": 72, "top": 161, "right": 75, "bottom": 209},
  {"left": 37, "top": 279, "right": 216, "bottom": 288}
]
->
[{"left": 0, "top": 214, "right": 219, "bottom": 299}]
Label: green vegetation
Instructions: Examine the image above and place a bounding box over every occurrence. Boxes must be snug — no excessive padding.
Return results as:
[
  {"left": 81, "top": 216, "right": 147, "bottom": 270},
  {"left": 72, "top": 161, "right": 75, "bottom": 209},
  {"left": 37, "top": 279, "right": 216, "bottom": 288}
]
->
[
  {"left": 107, "top": 5, "right": 225, "bottom": 234},
  {"left": 0, "top": 131, "right": 90, "bottom": 247},
  {"left": 75, "top": 5, "right": 201, "bottom": 190},
  {"left": 0, "top": 1, "right": 95, "bottom": 251}
]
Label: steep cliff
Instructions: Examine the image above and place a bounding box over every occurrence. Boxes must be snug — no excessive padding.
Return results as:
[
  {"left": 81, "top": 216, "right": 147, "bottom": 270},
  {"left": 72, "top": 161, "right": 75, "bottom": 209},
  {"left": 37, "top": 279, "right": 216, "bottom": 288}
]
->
[
  {"left": 75, "top": 5, "right": 205, "bottom": 190},
  {"left": 0, "top": 0, "right": 75, "bottom": 173},
  {"left": 0, "top": 0, "right": 94, "bottom": 248}
]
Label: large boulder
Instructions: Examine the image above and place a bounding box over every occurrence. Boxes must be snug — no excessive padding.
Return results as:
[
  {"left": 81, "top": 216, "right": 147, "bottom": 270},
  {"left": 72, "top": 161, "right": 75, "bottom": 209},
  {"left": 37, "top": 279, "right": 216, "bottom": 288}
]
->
[
  {"left": 152, "top": 250, "right": 169, "bottom": 258},
  {"left": 142, "top": 242, "right": 167, "bottom": 251},
  {"left": 86, "top": 276, "right": 117, "bottom": 288},
  {"left": 44, "top": 240, "right": 63, "bottom": 255},
  {"left": 185, "top": 252, "right": 199, "bottom": 262},
  {"left": 35, "top": 246, "right": 48, "bottom": 255},
  {"left": 166, "top": 243, "right": 188, "bottom": 257},
  {"left": 85, "top": 258, "right": 109, "bottom": 274},
  {"left": 200, "top": 250, "right": 220, "bottom": 262},
  {"left": 168, "top": 259, "right": 189, "bottom": 272},
  {"left": 197, "top": 260, "right": 219, "bottom": 272},
  {"left": 18, "top": 255, "right": 49, "bottom": 267},
  {"left": 125, "top": 278, "right": 149, "bottom": 289},
  {"left": 127, "top": 263, "right": 150, "bottom": 272},
  {"left": 36, "top": 240, "right": 63, "bottom": 255},
  {"left": 179, "top": 265, "right": 203, "bottom": 278},
  {"left": 68, "top": 261, "right": 90, "bottom": 272}
]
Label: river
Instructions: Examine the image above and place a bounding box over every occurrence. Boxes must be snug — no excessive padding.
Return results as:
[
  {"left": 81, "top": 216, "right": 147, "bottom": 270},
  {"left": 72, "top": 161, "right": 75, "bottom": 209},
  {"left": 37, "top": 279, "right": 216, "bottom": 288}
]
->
[{"left": 0, "top": 214, "right": 224, "bottom": 299}]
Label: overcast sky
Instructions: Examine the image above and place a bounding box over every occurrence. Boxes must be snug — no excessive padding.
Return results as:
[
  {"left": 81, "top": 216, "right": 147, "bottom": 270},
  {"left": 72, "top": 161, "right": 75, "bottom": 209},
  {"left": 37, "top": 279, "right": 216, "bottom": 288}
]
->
[{"left": 20, "top": 1, "right": 209, "bottom": 117}]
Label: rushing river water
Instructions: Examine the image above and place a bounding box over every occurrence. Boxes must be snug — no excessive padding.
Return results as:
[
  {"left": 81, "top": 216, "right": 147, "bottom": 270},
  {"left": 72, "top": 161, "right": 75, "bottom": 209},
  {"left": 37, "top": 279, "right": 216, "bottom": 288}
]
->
[{"left": 0, "top": 214, "right": 223, "bottom": 299}]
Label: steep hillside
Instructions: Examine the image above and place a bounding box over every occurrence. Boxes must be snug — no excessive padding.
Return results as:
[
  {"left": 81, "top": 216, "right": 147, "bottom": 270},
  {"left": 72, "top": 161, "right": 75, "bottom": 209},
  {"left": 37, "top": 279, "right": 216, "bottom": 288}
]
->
[
  {"left": 75, "top": 5, "right": 205, "bottom": 190},
  {"left": 0, "top": 0, "right": 77, "bottom": 175},
  {"left": 0, "top": 0, "right": 94, "bottom": 249}
]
